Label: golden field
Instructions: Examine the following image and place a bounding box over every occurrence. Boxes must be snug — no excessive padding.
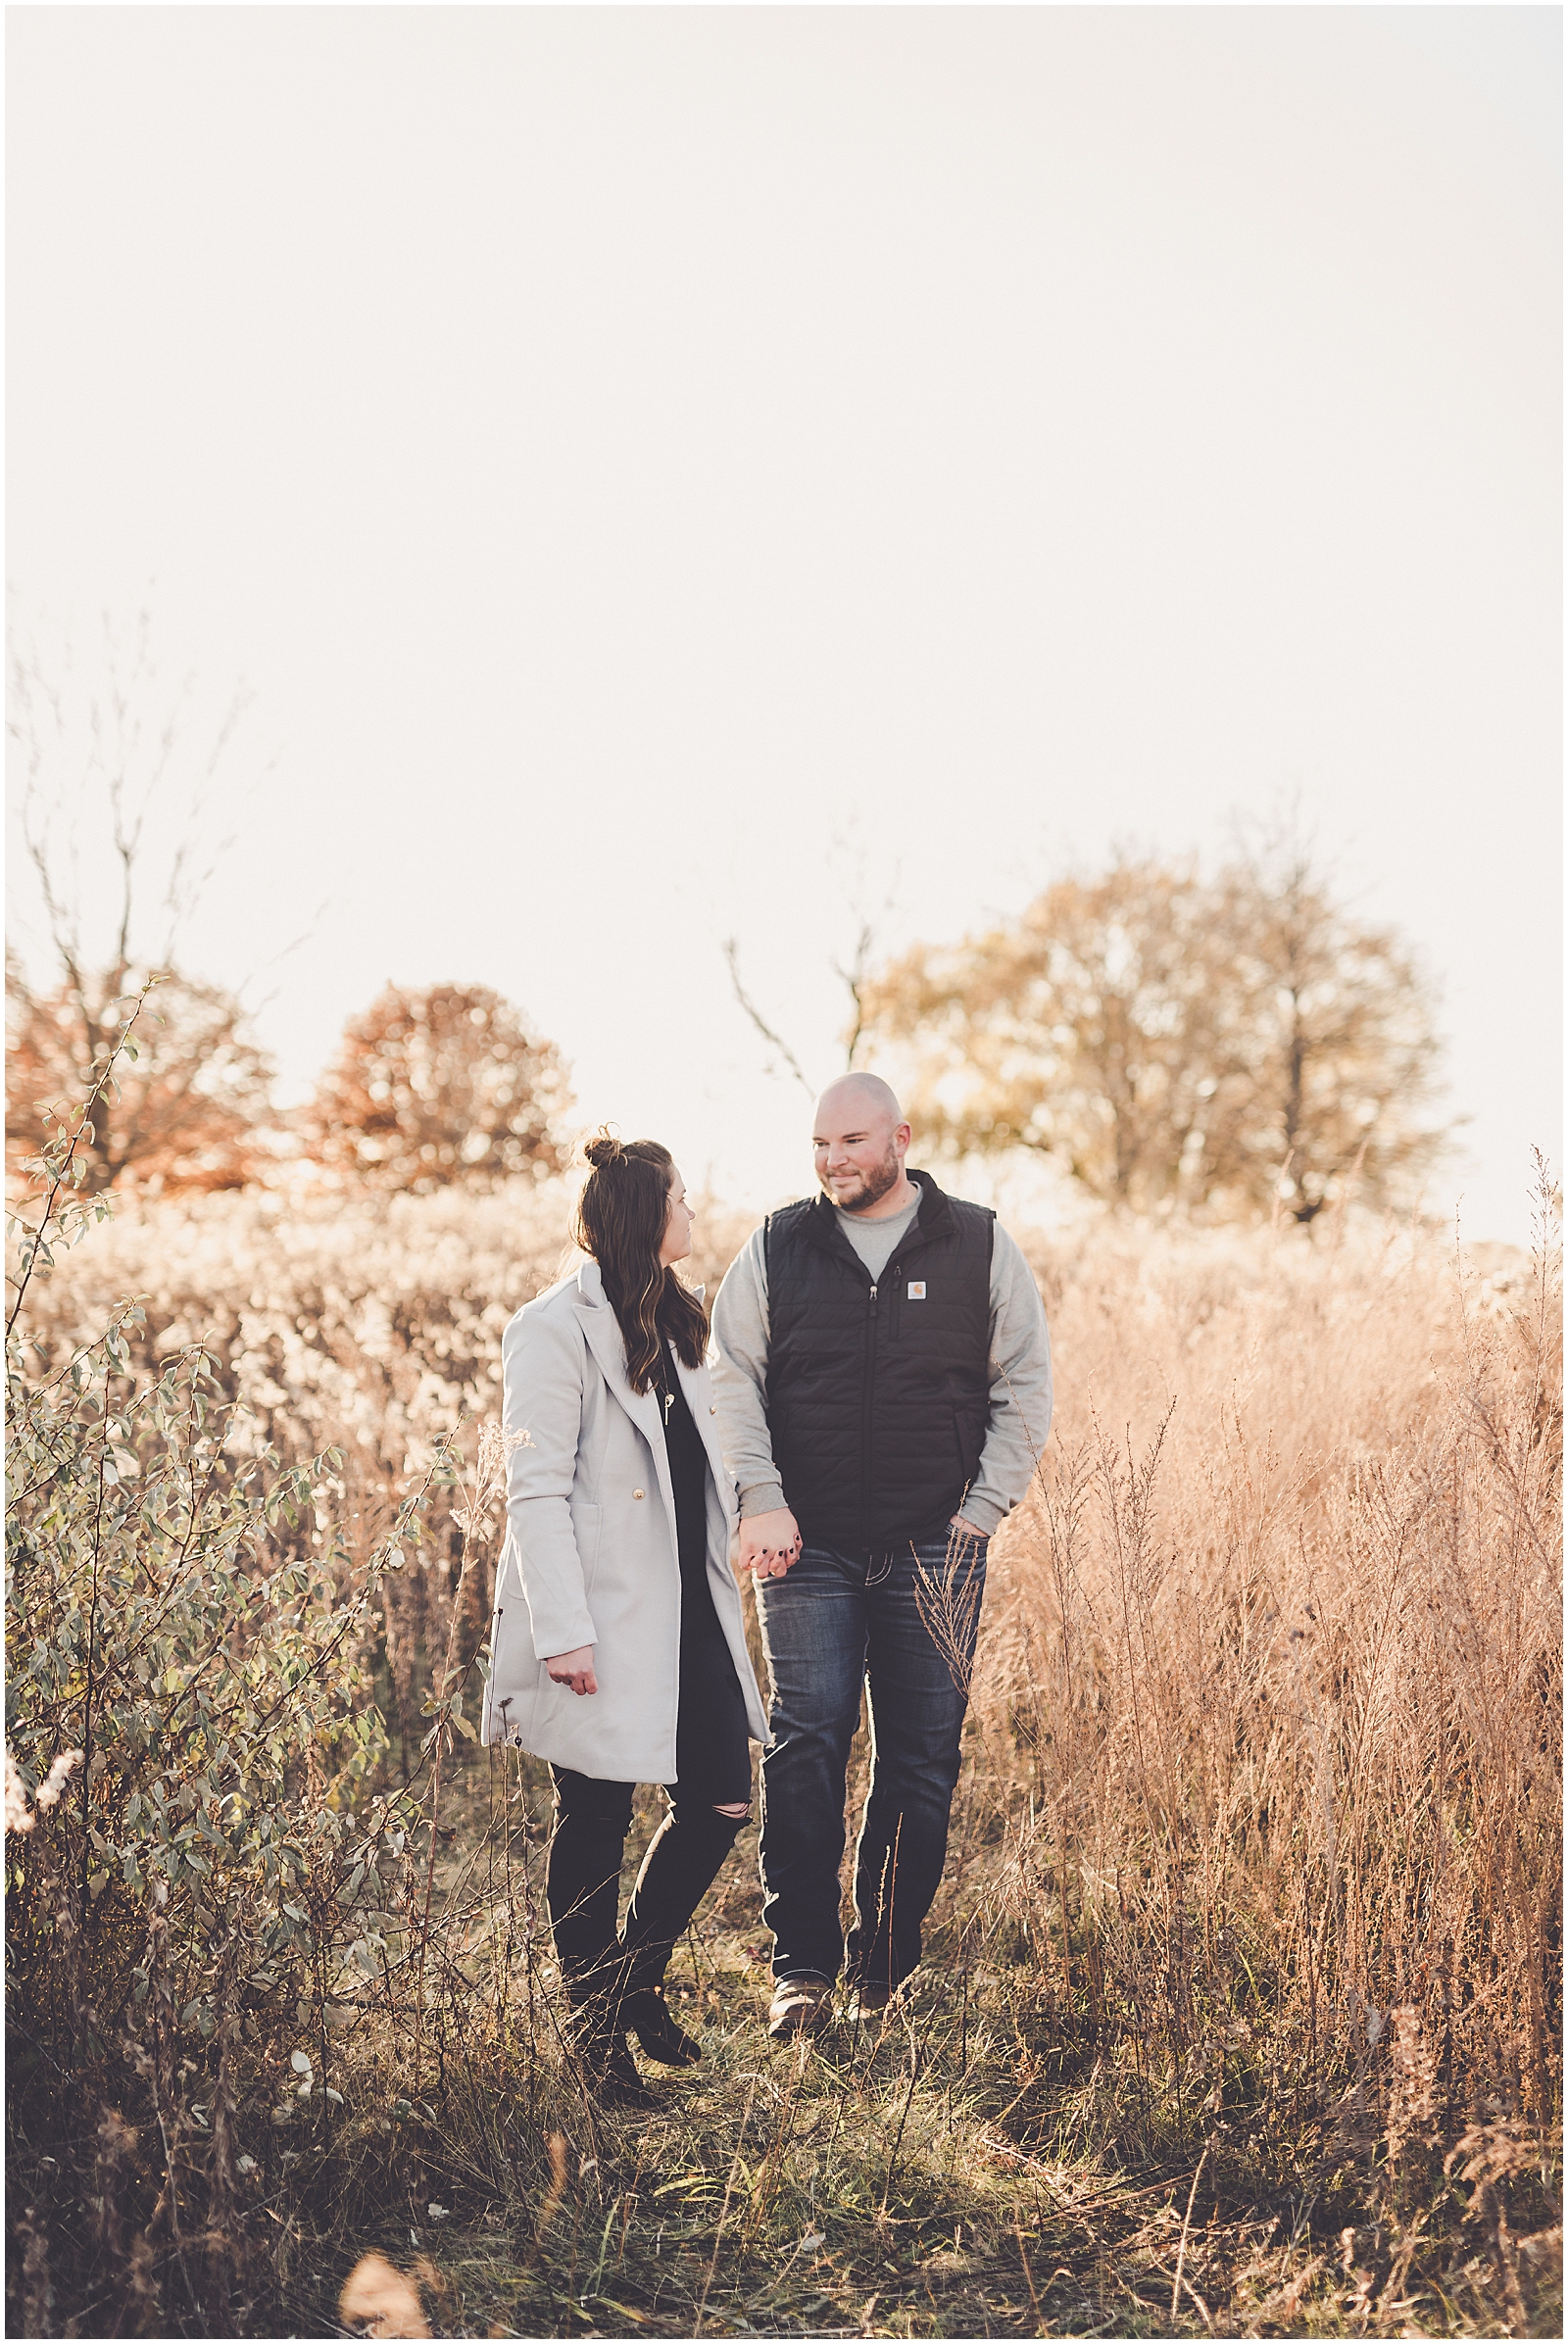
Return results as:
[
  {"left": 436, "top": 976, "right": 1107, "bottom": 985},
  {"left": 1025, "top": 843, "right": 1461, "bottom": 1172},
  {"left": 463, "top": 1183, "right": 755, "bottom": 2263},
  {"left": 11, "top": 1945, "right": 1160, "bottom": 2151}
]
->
[{"left": 6, "top": 1171, "right": 1561, "bottom": 2338}]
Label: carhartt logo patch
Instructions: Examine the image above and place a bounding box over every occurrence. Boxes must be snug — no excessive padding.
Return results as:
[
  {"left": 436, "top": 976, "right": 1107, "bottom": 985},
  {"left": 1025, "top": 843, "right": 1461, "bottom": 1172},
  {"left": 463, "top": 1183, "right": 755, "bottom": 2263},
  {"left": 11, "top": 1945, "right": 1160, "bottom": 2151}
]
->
[{"left": 907, "top": 1281, "right": 927, "bottom": 1299}]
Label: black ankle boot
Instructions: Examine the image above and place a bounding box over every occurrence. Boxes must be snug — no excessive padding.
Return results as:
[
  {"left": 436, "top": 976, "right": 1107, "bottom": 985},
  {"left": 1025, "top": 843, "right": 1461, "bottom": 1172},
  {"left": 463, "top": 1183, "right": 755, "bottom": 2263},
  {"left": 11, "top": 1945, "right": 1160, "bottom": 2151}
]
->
[
  {"left": 621, "top": 1983, "right": 703, "bottom": 2067},
  {"left": 616, "top": 1935, "right": 705, "bottom": 2067},
  {"left": 579, "top": 2024, "right": 657, "bottom": 2109},
  {"left": 562, "top": 1967, "right": 657, "bottom": 2110}
]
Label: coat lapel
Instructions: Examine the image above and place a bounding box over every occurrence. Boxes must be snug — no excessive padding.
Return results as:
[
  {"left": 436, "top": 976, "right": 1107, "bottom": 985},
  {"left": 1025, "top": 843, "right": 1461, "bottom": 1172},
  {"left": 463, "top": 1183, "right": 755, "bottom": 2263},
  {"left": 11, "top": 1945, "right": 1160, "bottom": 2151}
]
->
[{"left": 570, "top": 1266, "right": 679, "bottom": 1533}]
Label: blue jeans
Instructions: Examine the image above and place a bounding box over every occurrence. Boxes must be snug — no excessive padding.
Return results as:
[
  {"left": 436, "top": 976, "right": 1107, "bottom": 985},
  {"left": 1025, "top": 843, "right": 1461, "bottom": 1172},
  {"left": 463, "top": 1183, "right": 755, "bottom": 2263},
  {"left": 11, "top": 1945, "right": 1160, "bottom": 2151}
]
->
[{"left": 755, "top": 1535, "right": 987, "bottom": 1992}]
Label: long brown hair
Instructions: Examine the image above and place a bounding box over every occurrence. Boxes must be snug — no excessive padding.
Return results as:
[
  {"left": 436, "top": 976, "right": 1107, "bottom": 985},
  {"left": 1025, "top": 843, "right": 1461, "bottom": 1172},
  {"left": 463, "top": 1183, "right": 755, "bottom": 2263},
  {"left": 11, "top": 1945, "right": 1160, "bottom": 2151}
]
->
[{"left": 572, "top": 1132, "right": 709, "bottom": 1392}]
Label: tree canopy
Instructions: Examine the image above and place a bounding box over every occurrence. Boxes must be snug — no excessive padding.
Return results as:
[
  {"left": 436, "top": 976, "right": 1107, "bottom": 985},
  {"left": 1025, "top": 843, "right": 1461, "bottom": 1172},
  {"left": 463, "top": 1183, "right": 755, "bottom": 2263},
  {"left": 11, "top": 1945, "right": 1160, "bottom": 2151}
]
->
[
  {"left": 6, "top": 956, "right": 275, "bottom": 1195},
  {"left": 860, "top": 849, "right": 1448, "bottom": 1222},
  {"left": 300, "top": 983, "right": 571, "bottom": 1192}
]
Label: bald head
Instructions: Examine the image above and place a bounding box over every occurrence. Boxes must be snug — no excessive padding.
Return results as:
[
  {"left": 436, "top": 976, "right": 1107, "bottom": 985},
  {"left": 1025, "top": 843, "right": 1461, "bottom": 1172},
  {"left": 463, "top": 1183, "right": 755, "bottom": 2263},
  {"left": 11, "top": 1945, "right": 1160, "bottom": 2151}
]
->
[
  {"left": 811, "top": 1074, "right": 915, "bottom": 1217},
  {"left": 815, "top": 1072, "right": 904, "bottom": 1126}
]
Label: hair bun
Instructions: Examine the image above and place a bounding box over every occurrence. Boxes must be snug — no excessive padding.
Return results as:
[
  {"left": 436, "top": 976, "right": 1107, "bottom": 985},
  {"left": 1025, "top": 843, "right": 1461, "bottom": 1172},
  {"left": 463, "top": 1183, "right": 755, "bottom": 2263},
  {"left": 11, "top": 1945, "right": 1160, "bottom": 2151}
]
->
[{"left": 582, "top": 1129, "right": 625, "bottom": 1170}]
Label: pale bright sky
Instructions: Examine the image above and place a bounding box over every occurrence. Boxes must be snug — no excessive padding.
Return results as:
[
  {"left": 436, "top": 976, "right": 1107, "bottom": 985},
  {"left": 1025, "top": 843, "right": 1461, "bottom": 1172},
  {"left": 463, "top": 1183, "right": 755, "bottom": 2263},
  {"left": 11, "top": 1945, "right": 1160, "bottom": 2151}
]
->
[{"left": 7, "top": 5, "right": 1561, "bottom": 1241}]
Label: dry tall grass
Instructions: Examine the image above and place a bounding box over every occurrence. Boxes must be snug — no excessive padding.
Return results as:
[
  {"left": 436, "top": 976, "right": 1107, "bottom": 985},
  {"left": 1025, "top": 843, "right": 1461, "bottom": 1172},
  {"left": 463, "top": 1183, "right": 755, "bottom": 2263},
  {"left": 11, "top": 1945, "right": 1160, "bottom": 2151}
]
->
[
  {"left": 973, "top": 1190, "right": 1560, "bottom": 2191},
  {"left": 7, "top": 1167, "right": 1561, "bottom": 2337}
]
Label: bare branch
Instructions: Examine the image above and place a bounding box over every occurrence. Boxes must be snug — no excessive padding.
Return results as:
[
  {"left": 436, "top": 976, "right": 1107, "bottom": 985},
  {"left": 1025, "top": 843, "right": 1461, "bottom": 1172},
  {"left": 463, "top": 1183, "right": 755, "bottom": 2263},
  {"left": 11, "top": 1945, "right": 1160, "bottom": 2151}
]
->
[
  {"left": 720, "top": 939, "right": 814, "bottom": 1098},
  {"left": 831, "top": 919, "right": 876, "bottom": 1072},
  {"left": 828, "top": 841, "right": 902, "bottom": 1071},
  {"left": 163, "top": 685, "right": 254, "bottom": 956},
  {"left": 21, "top": 790, "right": 85, "bottom": 1001}
]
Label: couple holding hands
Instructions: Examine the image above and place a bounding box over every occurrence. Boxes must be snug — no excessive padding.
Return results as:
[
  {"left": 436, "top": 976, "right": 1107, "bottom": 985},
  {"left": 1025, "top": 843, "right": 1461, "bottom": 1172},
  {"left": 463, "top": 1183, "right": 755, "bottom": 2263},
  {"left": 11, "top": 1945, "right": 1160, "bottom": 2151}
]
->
[{"left": 482, "top": 1074, "right": 1053, "bottom": 2105}]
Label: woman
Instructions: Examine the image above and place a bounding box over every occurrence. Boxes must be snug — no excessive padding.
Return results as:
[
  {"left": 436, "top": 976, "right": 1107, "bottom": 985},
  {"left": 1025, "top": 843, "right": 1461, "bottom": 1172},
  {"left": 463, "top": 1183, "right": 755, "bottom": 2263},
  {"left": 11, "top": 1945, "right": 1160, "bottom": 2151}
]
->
[{"left": 481, "top": 1134, "right": 778, "bottom": 2104}]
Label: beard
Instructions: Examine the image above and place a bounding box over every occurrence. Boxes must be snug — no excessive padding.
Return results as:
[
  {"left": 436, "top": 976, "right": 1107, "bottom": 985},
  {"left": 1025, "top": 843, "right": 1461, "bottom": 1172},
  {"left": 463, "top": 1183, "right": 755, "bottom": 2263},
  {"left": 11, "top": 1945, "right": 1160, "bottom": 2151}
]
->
[{"left": 820, "top": 1144, "right": 904, "bottom": 1214}]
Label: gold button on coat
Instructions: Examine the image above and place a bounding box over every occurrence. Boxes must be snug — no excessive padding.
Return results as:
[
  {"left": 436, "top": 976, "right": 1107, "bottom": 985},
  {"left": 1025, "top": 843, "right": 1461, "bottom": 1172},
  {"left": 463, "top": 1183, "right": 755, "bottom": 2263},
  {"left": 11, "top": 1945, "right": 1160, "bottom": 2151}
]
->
[{"left": 632, "top": 1488, "right": 645, "bottom": 1500}]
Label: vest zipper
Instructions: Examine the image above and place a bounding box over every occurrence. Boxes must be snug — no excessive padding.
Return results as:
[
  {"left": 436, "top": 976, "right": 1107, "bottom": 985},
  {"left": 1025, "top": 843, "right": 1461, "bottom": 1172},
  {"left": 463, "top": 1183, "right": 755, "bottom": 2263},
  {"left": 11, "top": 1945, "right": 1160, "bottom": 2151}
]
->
[
  {"left": 862, "top": 1282, "right": 878, "bottom": 1551},
  {"left": 865, "top": 1246, "right": 919, "bottom": 1543}
]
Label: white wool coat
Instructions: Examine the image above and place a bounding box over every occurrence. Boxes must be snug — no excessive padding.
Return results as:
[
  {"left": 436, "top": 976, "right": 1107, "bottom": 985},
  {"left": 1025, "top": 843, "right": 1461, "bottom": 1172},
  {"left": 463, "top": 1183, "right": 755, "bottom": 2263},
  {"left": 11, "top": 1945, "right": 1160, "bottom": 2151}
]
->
[{"left": 480, "top": 1259, "right": 769, "bottom": 1782}]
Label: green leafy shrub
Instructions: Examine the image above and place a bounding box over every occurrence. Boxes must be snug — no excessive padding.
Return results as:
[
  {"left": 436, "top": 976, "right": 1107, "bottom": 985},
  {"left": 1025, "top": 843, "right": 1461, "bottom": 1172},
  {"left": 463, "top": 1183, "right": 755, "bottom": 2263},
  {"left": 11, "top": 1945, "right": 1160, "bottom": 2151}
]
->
[{"left": 6, "top": 1027, "right": 449, "bottom": 2335}]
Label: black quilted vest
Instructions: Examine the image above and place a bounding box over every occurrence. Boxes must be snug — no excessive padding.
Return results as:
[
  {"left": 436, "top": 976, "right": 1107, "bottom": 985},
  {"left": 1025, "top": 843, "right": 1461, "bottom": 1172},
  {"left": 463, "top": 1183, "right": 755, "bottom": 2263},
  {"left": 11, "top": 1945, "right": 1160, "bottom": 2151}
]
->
[{"left": 763, "top": 1168, "right": 995, "bottom": 1552}]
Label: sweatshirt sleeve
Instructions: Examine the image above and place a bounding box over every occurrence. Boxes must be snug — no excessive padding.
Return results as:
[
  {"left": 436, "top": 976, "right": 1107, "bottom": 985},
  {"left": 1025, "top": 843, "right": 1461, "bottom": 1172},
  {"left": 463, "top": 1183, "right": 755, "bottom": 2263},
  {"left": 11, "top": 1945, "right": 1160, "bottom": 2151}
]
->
[
  {"left": 709, "top": 1225, "right": 788, "bottom": 1521},
  {"left": 960, "top": 1225, "right": 1054, "bottom": 1538},
  {"left": 502, "top": 1305, "right": 599, "bottom": 1659}
]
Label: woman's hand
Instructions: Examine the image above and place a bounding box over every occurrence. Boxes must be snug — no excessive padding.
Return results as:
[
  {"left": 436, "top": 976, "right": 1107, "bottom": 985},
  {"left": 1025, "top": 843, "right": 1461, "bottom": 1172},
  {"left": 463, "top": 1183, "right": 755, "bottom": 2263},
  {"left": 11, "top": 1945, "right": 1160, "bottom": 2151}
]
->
[
  {"left": 738, "top": 1508, "right": 803, "bottom": 1581},
  {"left": 546, "top": 1646, "right": 598, "bottom": 1696}
]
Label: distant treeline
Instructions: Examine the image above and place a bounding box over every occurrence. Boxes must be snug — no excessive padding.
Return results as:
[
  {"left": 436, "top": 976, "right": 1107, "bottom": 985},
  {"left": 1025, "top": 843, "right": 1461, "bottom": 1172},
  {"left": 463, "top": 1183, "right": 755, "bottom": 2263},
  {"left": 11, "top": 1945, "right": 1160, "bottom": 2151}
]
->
[{"left": 6, "top": 840, "right": 1447, "bottom": 1225}]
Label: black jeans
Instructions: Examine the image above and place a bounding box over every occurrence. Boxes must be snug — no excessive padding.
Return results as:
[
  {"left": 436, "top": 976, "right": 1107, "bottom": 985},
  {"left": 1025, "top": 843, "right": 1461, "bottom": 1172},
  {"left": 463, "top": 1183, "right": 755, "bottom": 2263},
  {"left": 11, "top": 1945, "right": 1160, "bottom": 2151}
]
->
[
  {"left": 755, "top": 1534, "right": 987, "bottom": 1992},
  {"left": 547, "top": 1630, "right": 753, "bottom": 1996}
]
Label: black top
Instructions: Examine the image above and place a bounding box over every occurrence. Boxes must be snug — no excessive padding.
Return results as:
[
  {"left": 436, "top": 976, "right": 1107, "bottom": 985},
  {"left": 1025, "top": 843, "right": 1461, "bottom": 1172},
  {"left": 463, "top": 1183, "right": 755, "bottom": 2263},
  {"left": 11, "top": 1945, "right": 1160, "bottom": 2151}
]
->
[
  {"left": 651, "top": 1343, "right": 723, "bottom": 1641},
  {"left": 650, "top": 1340, "right": 751, "bottom": 1795}
]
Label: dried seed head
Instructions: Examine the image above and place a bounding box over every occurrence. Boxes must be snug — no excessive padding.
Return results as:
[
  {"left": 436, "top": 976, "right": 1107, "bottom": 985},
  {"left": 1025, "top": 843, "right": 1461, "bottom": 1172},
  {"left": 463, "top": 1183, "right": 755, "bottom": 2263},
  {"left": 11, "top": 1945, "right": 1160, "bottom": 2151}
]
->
[
  {"left": 1386, "top": 2004, "right": 1437, "bottom": 2164},
  {"left": 35, "top": 1750, "right": 83, "bottom": 1811},
  {"left": 339, "top": 2251, "right": 430, "bottom": 2339},
  {"left": 5, "top": 1750, "right": 34, "bottom": 1835},
  {"left": 96, "top": 2108, "right": 137, "bottom": 2161},
  {"left": 4, "top": 1746, "right": 81, "bottom": 1833}
]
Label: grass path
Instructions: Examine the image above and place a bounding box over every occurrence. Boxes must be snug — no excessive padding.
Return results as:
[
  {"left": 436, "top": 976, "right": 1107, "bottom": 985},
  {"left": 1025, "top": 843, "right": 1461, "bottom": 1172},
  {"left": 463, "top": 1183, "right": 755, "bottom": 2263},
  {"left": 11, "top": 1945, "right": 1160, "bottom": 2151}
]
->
[{"left": 275, "top": 1805, "right": 1562, "bottom": 2341}]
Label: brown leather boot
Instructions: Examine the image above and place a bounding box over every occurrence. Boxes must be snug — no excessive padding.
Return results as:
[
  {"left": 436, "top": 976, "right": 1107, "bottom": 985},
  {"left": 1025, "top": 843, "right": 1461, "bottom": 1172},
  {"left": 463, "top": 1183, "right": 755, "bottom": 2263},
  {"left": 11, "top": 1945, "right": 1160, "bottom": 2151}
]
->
[{"left": 767, "top": 1974, "right": 834, "bottom": 2041}]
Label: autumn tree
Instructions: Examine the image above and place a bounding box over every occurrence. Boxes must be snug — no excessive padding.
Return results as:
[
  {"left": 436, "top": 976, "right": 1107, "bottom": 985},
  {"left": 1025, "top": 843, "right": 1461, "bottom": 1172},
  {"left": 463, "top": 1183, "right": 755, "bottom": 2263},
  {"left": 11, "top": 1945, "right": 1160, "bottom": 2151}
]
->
[
  {"left": 859, "top": 848, "right": 1448, "bottom": 1222},
  {"left": 301, "top": 983, "right": 571, "bottom": 1191},
  {"left": 6, "top": 616, "right": 276, "bottom": 1193},
  {"left": 7, "top": 957, "right": 275, "bottom": 1194},
  {"left": 1210, "top": 835, "right": 1448, "bottom": 1221}
]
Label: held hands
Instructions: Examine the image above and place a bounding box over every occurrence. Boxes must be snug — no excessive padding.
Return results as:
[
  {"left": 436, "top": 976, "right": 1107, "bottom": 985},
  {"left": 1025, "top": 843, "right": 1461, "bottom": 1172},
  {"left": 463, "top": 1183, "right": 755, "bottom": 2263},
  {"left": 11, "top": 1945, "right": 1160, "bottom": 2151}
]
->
[
  {"left": 737, "top": 1510, "right": 981, "bottom": 1577},
  {"left": 738, "top": 1507, "right": 803, "bottom": 1582},
  {"left": 545, "top": 1646, "right": 598, "bottom": 1696}
]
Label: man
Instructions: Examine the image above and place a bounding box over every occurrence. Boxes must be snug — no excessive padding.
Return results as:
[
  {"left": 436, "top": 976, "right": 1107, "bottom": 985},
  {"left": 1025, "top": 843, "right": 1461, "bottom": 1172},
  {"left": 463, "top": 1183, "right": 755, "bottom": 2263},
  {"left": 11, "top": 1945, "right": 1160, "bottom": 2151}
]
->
[{"left": 710, "top": 1073, "right": 1053, "bottom": 2039}]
